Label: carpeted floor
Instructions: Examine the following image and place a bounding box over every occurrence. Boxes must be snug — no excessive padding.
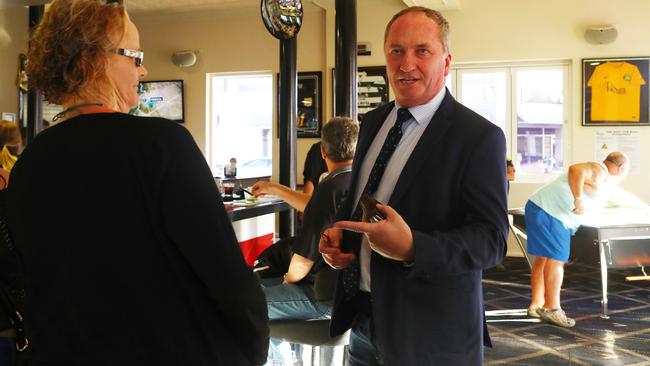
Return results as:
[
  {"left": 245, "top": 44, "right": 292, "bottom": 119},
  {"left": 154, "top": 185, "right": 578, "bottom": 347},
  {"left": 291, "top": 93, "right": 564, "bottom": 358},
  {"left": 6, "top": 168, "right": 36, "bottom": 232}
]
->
[{"left": 483, "top": 256, "right": 650, "bottom": 365}]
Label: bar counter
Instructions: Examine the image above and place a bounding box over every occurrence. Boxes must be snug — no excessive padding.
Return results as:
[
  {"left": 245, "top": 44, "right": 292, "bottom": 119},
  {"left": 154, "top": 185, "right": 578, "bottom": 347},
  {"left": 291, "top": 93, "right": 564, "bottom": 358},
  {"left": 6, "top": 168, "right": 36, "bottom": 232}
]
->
[{"left": 224, "top": 197, "right": 291, "bottom": 266}]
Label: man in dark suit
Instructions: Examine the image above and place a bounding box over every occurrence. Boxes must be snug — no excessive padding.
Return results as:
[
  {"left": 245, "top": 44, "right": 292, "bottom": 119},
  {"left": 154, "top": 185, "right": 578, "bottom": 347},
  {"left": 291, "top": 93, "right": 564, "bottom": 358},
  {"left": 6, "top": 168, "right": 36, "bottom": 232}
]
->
[{"left": 319, "top": 6, "right": 509, "bottom": 365}]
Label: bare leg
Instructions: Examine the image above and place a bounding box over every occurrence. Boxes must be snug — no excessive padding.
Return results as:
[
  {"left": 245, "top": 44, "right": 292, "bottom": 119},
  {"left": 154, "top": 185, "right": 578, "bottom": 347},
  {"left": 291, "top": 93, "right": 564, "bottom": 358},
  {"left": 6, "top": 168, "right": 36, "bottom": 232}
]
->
[
  {"left": 543, "top": 258, "right": 565, "bottom": 309},
  {"left": 530, "top": 256, "right": 547, "bottom": 308}
]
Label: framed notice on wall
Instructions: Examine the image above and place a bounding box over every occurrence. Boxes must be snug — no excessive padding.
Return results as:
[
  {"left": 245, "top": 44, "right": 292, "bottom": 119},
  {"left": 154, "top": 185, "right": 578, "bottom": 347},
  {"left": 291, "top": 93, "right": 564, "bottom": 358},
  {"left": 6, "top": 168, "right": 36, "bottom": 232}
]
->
[
  {"left": 583, "top": 56, "right": 650, "bottom": 126},
  {"left": 332, "top": 66, "right": 390, "bottom": 122},
  {"left": 357, "top": 66, "right": 389, "bottom": 121}
]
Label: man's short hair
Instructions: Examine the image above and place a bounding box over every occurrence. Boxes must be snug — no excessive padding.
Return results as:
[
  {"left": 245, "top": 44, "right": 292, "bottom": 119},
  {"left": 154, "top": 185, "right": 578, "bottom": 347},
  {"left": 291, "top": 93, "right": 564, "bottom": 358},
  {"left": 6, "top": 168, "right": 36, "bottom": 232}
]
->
[
  {"left": 605, "top": 151, "right": 629, "bottom": 167},
  {"left": 321, "top": 117, "right": 359, "bottom": 163},
  {"left": 384, "top": 6, "right": 450, "bottom": 53}
]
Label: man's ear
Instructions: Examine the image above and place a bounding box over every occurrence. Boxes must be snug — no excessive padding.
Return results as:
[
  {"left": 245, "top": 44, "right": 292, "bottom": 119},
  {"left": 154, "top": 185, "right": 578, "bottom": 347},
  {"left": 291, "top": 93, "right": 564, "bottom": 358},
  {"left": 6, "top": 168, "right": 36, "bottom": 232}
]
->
[{"left": 320, "top": 145, "right": 327, "bottom": 160}]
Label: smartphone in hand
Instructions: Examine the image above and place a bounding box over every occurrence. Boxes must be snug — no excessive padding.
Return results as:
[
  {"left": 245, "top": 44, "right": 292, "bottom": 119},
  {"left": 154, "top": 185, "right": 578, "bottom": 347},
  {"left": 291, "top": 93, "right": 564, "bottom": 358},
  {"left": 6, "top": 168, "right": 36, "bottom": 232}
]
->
[{"left": 360, "top": 193, "right": 386, "bottom": 223}]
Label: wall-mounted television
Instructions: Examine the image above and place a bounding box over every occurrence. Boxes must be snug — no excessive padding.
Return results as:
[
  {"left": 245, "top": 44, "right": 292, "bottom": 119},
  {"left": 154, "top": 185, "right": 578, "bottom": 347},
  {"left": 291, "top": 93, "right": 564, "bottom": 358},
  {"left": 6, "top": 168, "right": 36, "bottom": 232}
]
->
[{"left": 130, "top": 80, "right": 184, "bottom": 123}]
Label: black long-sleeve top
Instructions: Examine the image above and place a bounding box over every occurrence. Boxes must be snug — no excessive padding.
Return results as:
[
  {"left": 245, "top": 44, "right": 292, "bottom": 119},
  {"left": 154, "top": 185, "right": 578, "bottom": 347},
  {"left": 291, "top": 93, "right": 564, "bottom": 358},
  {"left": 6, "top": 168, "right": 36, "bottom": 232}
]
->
[{"left": 6, "top": 113, "right": 269, "bottom": 365}]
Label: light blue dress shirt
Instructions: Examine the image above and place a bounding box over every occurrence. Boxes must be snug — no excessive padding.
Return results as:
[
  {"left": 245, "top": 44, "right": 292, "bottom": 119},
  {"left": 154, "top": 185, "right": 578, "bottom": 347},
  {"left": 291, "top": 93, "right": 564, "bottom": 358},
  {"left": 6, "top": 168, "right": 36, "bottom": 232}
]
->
[{"left": 354, "top": 87, "right": 447, "bottom": 292}]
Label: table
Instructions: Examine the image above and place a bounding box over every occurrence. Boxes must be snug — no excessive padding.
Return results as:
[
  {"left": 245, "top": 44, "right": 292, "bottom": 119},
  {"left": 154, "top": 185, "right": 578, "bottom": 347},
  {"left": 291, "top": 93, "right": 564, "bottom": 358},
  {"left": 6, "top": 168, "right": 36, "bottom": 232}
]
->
[
  {"left": 225, "top": 198, "right": 291, "bottom": 266},
  {"left": 509, "top": 207, "right": 650, "bottom": 318}
]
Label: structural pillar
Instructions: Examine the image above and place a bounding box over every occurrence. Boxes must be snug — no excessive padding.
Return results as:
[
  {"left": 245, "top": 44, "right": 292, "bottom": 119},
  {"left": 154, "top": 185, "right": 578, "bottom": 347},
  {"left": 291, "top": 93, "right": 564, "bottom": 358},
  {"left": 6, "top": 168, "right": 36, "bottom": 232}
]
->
[
  {"left": 26, "top": 5, "right": 45, "bottom": 145},
  {"left": 278, "top": 37, "right": 298, "bottom": 238},
  {"left": 334, "top": 0, "right": 357, "bottom": 120}
]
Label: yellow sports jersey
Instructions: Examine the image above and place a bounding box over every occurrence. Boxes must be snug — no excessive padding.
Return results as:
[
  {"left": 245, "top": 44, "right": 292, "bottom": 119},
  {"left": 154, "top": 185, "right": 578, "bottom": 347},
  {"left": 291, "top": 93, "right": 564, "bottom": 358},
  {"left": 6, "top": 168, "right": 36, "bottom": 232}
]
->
[{"left": 588, "top": 61, "right": 646, "bottom": 122}]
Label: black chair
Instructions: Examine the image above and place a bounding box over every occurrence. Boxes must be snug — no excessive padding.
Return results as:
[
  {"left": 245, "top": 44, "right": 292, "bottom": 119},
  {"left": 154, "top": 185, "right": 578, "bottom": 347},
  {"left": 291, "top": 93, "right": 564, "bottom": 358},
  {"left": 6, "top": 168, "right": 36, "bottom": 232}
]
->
[{"left": 269, "top": 319, "right": 350, "bottom": 365}]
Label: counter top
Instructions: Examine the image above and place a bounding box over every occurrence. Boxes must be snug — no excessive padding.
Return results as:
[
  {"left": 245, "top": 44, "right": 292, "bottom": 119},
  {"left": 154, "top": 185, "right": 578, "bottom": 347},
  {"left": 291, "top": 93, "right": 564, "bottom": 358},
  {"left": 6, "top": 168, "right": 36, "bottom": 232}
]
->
[{"left": 224, "top": 198, "right": 291, "bottom": 222}]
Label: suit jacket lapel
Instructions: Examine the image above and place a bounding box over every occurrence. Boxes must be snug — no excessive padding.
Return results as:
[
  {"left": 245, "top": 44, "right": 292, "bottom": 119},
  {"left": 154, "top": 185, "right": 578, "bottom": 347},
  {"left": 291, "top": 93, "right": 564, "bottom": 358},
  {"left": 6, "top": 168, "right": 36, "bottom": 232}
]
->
[
  {"left": 354, "top": 102, "right": 394, "bottom": 166},
  {"left": 388, "top": 92, "right": 456, "bottom": 207},
  {"left": 343, "top": 102, "right": 394, "bottom": 216}
]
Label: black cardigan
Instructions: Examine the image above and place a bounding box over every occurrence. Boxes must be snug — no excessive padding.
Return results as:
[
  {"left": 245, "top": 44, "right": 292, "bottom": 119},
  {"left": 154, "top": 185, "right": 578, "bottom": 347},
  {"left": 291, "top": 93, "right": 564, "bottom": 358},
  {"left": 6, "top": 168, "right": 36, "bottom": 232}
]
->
[{"left": 6, "top": 113, "right": 269, "bottom": 365}]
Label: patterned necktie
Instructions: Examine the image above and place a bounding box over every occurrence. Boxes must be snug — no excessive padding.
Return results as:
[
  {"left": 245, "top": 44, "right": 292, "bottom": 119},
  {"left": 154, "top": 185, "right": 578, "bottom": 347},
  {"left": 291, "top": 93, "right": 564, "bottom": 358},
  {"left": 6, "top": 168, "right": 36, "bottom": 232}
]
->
[{"left": 341, "top": 107, "right": 413, "bottom": 300}]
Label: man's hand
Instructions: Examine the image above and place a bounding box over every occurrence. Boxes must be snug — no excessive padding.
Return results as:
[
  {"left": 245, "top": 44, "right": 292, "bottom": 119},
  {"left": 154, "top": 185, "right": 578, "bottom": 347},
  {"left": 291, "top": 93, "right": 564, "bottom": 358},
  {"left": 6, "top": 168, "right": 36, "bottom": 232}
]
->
[
  {"left": 572, "top": 197, "right": 585, "bottom": 215},
  {"left": 334, "top": 204, "right": 414, "bottom": 261},
  {"left": 252, "top": 181, "right": 278, "bottom": 197},
  {"left": 319, "top": 228, "right": 356, "bottom": 270}
]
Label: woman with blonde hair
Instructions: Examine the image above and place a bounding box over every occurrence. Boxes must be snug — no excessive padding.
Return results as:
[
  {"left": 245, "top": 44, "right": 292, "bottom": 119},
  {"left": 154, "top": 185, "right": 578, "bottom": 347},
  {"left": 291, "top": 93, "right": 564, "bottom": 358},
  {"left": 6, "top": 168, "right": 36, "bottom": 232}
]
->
[{"left": 5, "top": 0, "right": 268, "bottom": 364}]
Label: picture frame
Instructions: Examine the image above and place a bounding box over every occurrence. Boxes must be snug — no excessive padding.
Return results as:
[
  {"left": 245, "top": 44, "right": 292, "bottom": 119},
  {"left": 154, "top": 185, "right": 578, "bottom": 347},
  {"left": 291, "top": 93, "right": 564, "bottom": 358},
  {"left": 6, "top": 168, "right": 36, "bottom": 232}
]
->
[
  {"left": 332, "top": 66, "right": 390, "bottom": 122},
  {"left": 277, "top": 71, "right": 322, "bottom": 138},
  {"left": 582, "top": 56, "right": 650, "bottom": 126}
]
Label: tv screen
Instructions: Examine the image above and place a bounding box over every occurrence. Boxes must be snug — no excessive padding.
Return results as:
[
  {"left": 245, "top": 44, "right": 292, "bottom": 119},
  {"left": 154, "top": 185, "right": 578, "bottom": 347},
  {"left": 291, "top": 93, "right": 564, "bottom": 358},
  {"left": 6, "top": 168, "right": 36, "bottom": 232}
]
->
[{"left": 130, "top": 80, "right": 184, "bottom": 123}]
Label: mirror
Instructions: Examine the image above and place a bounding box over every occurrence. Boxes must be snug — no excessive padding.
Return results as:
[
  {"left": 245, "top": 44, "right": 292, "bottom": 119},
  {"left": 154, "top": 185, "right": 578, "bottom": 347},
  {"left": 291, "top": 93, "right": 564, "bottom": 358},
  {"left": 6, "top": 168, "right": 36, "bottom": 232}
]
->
[{"left": 260, "top": 0, "right": 303, "bottom": 40}]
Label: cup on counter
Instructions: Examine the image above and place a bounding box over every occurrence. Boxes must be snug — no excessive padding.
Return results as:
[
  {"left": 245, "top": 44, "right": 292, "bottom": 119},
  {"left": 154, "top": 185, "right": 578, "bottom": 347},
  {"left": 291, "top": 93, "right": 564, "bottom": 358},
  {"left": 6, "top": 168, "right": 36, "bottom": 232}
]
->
[
  {"left": 223, "top": 182, "right": 235, "bottom": 202},
  {"left": 242, "top": 187, "right": 255, "bottom": 201}
]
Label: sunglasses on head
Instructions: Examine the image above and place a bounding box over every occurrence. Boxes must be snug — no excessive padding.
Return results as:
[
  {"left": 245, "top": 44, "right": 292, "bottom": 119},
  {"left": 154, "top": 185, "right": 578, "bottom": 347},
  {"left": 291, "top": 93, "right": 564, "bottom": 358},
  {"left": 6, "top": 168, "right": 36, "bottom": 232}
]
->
[
  {"left": 101, "top": 0, "right": 123, "bottom": 5},
  {"left": 108, "top": 48, "right": 144, "bottom": 67}
]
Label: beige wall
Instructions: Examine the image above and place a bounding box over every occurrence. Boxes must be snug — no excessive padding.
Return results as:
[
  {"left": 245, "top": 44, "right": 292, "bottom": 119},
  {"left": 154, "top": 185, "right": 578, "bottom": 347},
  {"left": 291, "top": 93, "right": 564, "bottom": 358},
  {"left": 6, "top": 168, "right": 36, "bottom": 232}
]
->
[
  {"left": 132, "top": 4, "right": 327, "bottom": 182},
  {"left": 0, "top": 6, "right": 28, "bottom": 120},
  {"left": 2, "top": 0, "right": 650, "bottom": 202},
  {"left": 443, "top": 0, "right": 650, "bottom": 207},
  {"left": 133, "top": 0, "right": 650, "bottom": 200}
]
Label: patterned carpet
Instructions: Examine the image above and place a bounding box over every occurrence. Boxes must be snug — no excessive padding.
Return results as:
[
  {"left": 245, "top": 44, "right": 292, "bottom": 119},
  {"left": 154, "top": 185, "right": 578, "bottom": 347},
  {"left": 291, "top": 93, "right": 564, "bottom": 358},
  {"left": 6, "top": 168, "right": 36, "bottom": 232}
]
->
[{"left": 483, "top": 256, "right": 650, "bottom": 365}]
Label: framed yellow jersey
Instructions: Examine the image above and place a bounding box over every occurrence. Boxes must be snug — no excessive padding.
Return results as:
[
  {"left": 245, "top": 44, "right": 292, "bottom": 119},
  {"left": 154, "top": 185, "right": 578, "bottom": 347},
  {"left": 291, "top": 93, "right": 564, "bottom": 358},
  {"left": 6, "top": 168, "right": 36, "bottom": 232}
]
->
[{"left": 583, "top": 57, "right": 650, "bottom": 126}]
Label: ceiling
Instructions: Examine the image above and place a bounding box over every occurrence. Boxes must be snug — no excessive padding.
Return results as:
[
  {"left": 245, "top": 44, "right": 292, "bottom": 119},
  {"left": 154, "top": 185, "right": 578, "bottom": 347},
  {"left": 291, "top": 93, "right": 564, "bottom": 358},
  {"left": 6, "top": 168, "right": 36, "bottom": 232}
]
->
[
  {"left": 0, "top": 0, "right": 49, "bottom": 8},
  {"left": 402, "top": 0, "right": 460, "bottom": 10},
  {"left": 0, "top": 0, "right": 316, "bottom": 12},
  {"left": 1, "top": 0, "right": 460, "bottom": 12},
  {"left": 127, "top": 0, "right": 259, "bottom": 14}
]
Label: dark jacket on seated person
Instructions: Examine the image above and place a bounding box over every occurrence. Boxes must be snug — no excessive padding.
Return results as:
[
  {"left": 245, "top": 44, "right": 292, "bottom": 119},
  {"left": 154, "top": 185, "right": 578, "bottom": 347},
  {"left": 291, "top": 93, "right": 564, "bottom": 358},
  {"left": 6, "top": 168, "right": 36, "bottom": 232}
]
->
[
  {"left": 293, "top": 166, "right": 351, "bottom": 298},
  {"left": 257, "top": 166, "right": 351, "bottom": 302}
]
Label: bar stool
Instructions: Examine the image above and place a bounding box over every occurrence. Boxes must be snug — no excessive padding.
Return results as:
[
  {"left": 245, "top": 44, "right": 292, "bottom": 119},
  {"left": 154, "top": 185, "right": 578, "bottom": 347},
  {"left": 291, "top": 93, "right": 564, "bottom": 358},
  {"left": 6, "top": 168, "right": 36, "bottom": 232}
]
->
[{"left": 269, "top": 319, "right": 350, "bottom": 366}]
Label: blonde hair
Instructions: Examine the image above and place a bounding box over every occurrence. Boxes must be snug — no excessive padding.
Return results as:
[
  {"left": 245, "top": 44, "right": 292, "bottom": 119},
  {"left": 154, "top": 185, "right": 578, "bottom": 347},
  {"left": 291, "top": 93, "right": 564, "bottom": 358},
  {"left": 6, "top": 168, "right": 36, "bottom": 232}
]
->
[
  {"left": 0, "top": 120, "right": 21, "bottom": 172},
  {"left": 26, "top": 0, "right": 128, "bottom": 109}
]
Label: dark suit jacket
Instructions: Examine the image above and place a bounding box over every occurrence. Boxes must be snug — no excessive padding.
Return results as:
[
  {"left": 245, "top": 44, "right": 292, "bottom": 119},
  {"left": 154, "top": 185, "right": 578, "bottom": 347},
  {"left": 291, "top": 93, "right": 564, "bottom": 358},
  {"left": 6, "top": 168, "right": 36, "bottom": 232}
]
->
[{"left": 330, "top": 90, "right": 509, "bottom": 365}]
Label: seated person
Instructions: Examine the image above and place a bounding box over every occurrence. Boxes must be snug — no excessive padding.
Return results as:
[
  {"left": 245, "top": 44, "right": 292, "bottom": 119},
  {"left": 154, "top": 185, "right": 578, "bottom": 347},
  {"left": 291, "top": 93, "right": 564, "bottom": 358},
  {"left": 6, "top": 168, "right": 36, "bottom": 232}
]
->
[
  {"left": 507, "top": 158, "right": 515, "bottom": 181},
  {"left": 0, "top": 120, "right": 21, "bottom": 189},
  {"left": 298, "top": 141, "right": 328, "bottom": 223},
  {"left": 252, "top": 117, "right": 358, "bottom": 365},
  {"left": 506, "top": 158, "right": 515, "bottom": 192},
  {"left": 302, "top": 141, "right": 328, "bottom": 196}
]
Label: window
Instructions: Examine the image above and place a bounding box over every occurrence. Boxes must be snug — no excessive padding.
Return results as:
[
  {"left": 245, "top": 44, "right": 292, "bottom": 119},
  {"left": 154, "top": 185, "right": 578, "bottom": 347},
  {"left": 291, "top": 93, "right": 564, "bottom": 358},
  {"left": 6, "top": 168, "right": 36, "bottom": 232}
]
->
[
  {"left": 207, "top": 73, "right": 273, "bottom": 178},
  {"left": 447, "top": 62, "right": 569, "bottom": 178}
]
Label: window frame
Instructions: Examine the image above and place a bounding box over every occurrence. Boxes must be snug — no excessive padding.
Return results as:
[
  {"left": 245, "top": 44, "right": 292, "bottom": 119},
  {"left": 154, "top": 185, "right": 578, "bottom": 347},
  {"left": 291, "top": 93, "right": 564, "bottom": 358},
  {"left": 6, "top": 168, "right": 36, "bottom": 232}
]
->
[
  {"left": 206, "top": 71, "right": 274, "bottom": 176},
  {"left": 447, "top": 60, "right": 571, "bottom": 182}
]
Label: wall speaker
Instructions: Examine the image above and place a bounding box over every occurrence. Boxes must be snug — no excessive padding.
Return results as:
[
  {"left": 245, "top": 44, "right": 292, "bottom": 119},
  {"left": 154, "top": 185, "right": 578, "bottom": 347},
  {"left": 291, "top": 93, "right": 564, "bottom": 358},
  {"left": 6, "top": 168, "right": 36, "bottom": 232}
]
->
[
  {"left": 171, "top": 51, "right": 197, "bottom": 67},
  {"left": 584, "top": 26, "right": 618, "bottom": 45}
]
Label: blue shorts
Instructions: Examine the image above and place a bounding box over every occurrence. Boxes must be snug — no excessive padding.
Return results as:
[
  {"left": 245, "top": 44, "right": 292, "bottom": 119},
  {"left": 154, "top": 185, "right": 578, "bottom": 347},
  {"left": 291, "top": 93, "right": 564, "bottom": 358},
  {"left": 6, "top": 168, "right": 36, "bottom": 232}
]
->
[{"left": 524, "top": 201, "right": 571, "bottom": 262}]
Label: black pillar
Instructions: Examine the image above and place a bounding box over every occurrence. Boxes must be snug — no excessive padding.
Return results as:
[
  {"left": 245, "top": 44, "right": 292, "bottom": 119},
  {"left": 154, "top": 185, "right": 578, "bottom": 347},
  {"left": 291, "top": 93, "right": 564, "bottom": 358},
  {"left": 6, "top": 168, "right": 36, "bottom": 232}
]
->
[
  {"left": 334, "top": 0, "right": 357, "bottom": 120},
  {"left": 26, "top": 5, "right": 45, "bottom": 145},
  {"left": 278, "top": 37, "right": 298, "bottom": 238}
]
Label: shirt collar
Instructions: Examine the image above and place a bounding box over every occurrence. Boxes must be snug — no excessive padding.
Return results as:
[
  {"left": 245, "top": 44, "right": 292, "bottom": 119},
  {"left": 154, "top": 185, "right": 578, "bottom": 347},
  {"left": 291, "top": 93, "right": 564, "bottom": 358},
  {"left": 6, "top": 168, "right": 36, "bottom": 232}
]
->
[
  {"left": 322, "top": 164, "right": 352, "bottom": 183},
  {"left": 395, "top": 87, "right": 446, "bottom": 125}
]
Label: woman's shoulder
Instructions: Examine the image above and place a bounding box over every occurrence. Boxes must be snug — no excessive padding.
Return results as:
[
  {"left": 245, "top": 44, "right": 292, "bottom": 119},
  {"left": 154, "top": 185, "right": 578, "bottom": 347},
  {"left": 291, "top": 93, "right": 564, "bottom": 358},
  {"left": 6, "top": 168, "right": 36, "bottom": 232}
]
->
[
  {"left": 106, "top": 112, "right": 181, "bottom": 129},
  {"left": 30, "top": 113, "right": 189, "bottom": 152}
]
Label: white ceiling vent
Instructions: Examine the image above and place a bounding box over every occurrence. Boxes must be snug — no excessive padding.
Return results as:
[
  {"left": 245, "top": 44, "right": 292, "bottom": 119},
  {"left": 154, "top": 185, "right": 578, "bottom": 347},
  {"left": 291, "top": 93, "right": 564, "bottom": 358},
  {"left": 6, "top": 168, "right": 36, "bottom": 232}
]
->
[{"left": 402, "top": 0, "right": 461, "bottom": 11}]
